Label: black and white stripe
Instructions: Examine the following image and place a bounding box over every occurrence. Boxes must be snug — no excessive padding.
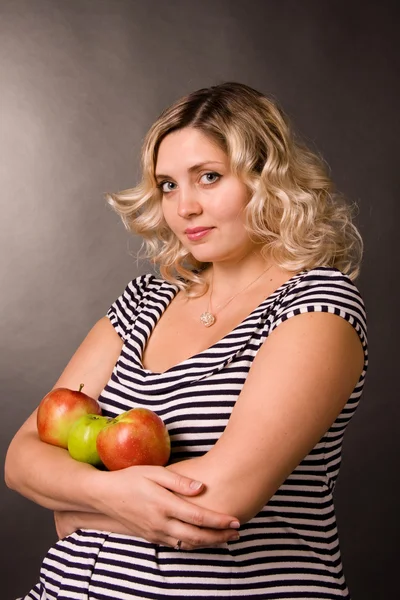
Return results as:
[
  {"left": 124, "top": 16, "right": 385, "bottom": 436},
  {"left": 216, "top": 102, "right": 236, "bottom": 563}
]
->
[{"left": 23, "top": 267, "right": 368, "bottom": 599}]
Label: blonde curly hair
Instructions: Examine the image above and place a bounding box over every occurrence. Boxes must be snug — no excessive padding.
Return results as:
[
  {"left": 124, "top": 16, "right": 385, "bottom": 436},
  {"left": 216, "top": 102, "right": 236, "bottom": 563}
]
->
[{"left": 107, "top": 82, "right": 363, "bottom": 293}]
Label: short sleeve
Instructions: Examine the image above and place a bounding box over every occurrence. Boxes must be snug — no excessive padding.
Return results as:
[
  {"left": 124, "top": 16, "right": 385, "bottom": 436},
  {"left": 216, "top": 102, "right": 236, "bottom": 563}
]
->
[
  {"left": 270, "top": 267, "right": 368, "bottom": 371},
  {"left": 106, "top": 274, "right": 154, "bottom": 341}
]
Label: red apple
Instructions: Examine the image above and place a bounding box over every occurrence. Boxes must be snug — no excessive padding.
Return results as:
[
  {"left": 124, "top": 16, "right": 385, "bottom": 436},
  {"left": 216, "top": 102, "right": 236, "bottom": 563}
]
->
[
  {"left": 96, "top": 408, "right": 171, "bottom": 471},
  {"left": 37, "top": 384, "right": 102, "bottom": 449}
]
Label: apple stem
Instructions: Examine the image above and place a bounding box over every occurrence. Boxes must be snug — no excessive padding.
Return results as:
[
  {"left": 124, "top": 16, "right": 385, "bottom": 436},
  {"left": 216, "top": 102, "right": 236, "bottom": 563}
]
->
[{"left": 79, "top": 383, "right": 84, "bottom": 393}]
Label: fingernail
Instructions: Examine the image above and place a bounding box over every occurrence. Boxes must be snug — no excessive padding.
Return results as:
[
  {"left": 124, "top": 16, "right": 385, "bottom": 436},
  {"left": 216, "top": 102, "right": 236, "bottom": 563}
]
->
[
  {"left": 190, "top": 480, "right": 203, "bottom": 490},
  {"left": 229, "top": 521, "right": 240, "bottom": 529},
  {"left": 230, "top": 534, "right": 240, "bottom": 541}
]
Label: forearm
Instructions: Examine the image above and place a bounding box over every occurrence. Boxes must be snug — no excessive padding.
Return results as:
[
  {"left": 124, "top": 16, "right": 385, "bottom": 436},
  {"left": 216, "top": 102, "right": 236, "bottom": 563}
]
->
[
  {"left": 167, "top": 457, "right": 239, "bottom": 518},
  {"left": 6, "top": 431, "right": 242, "bottom": 549},
  {"left": 74, "top": 512, "right": 133, "bottom": 534},
  {"left": 55, "top": 510, "right": 133, "bottom": 539},
  {"left": 5, "top": 430, "right": 100, "bottom": 512},
  {"left": 167, "top": 453, "right": 274, "bottom": 524}
]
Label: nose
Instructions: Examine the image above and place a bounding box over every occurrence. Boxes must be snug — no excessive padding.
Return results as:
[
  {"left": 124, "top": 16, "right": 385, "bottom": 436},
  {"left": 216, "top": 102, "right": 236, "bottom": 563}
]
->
[{"left": 177, "top": 187, "right": 202, "bottom": 218}]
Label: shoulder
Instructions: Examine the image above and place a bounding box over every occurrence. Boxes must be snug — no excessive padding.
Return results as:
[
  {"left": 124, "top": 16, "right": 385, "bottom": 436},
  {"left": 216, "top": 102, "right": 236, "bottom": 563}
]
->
[
  {"left": 106, "top": 273, "right": 171, "bottom": 340},
  {"left": 276, "top": 266, "right": 366, "bottom": 327},
  {"left": 286, "top": 265, "right": 363, "bottom": 296},
  {"left": 112, "top": 273, "right": 172, "bottom": 306},
  {"left": 271, "top": 266, "right": 368, "bottom": 364},
  {"left": 119, "top": 273, "right": 165, "bottom": 298}
]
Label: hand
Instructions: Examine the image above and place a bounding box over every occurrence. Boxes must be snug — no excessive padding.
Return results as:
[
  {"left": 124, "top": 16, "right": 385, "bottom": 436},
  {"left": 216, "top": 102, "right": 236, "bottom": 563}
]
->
[{"left": 92, "top": 465, "right": 241, "bottom": 550}]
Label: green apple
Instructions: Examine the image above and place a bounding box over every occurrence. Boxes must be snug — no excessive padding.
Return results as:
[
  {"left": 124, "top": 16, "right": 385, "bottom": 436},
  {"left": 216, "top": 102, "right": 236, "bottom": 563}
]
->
[{"left": 67, "top": 414, "right": 111, "bottom": 467}]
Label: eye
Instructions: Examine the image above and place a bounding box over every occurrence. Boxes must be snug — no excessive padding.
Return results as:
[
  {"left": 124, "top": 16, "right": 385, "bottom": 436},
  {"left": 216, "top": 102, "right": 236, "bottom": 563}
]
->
[
  {"left": 157, "top": 181, "right": 177, "bottom": 194},
  {"left": 156, "top": 172, "right": 221, "bottom": 194},
  {"left": 200, "top": 172, "right": 221, "bottom": 185}
]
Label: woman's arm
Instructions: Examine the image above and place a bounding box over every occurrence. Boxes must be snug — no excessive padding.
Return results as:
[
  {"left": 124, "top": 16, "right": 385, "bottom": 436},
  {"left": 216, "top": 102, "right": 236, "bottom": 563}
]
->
[
  {"left": 54, "top": 509, "right": 133, "bottom": 539},
  {"left": 4, "top": 317, "right": 123, "bottom": 511},
  {"left": 53, "top": 466, "right": 241, "bottom": 548},
  {"left": 4, "top": 316, "right": 240, "bottom": 547},
  {"left": 167, "top": 312, "right": 365, "bottom": 524}
]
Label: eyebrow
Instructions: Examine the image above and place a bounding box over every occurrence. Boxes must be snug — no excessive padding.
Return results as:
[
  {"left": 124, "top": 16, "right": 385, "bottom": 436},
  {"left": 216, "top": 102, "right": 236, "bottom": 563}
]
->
[{"left": 155, "top": 161, "right": 225, "bottom": 181}]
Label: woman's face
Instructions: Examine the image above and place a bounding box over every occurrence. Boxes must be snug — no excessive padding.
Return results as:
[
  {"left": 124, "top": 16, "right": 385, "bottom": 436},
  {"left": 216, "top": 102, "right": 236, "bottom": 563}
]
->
[{"left": 155, "top": 127, "right": 257, "bottom": 265}]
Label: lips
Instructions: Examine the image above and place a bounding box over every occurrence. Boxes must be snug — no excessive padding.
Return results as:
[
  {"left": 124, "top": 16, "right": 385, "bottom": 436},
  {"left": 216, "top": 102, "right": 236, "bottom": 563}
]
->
[
  {"left": 185, "top": 227, "right": 214, "bottom": 241},
  {"left": 184, "top": 227, "right": 213, "bottom": 234}
]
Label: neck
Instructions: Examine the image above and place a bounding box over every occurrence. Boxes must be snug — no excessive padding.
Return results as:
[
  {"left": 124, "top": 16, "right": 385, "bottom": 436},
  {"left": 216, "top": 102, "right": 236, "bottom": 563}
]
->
[{"left": 207, "top": 252, "right": 274, "bottom": 298}]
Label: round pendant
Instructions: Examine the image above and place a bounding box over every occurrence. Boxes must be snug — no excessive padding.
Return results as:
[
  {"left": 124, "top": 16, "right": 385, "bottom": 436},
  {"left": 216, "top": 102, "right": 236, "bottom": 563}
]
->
[{"left": 200, "top": 312, "right": 216, "bottom": 327}]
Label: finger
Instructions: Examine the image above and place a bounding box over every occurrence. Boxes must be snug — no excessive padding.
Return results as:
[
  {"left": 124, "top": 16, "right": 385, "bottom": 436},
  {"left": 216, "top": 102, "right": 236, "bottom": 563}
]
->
[
  {"left": 144, "top": 466, "right": 206, "bottom": 496},
  {"left": 167, "top": 495, "right": 240, "bottom": 530},
  {"left": 141, "top": 468, "right": 240, "bottom": 529},
  {"left": 164, "top": 524, "right": 241, "bottom": 551}
]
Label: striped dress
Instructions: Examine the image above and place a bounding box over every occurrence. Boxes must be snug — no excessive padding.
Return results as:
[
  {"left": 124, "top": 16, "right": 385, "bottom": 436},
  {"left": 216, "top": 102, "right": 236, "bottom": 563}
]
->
[{"left": 22, "top": 266, "right": 368, "bottom": 600}]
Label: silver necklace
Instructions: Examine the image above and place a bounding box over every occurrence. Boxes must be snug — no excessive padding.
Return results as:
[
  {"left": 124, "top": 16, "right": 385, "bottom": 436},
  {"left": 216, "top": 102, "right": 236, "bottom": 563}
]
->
[{"left": 199, "top": 263, "right": 273, "bottom": 327}]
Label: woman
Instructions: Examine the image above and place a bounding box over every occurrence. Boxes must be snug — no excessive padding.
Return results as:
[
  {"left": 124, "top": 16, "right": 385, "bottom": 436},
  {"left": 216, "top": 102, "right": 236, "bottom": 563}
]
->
[{"left": 6, "top": 82, "right": 368, "bottom": 599}]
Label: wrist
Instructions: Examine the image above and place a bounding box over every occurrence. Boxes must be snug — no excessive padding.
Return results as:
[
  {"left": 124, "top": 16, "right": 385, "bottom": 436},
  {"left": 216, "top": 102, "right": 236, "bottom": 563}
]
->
[{"left": 84, "top": 467, "right": 110, "bottom": 513}]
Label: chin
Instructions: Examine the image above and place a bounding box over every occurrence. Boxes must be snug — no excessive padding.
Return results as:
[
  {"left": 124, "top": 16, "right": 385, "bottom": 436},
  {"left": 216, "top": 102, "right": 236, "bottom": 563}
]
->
[
  {"left": 190, "top": 254, "right": 228, "bottom": 265},
  {"left": 189, "top": 246, "right": 248, "bottom": 264},
  {"left": 186, "top": 247, "right": 219, "bottom": 262},
  {"left": 179, "top": 245, "right": 211, "bottom": 263}
]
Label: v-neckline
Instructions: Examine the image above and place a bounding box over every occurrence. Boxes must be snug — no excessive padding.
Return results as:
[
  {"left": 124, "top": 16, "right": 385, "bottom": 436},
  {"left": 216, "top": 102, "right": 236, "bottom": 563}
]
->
[{"left": 137, "top": 269, "right": 309, "bottom": 376}]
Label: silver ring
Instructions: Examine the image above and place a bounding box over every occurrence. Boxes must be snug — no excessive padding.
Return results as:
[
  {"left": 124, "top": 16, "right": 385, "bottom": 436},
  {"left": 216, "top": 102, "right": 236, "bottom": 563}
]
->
[{"left": 174, "top": 539, "right": 182, "bottom": 551}]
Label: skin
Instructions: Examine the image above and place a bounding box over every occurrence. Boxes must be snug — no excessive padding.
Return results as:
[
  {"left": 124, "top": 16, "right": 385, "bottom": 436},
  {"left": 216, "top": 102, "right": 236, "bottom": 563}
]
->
[
  {"left": 6, "top": 318, "right": 240, "bottom": 548},
  {"left": 5, "top": 127, "right": 365, "bottom": 551},
  {"left": 157, "top": 127, "right": 277, "bottom": 299},
  {"left": 150, "top": 127, "right": 365, "bottom": 524}
]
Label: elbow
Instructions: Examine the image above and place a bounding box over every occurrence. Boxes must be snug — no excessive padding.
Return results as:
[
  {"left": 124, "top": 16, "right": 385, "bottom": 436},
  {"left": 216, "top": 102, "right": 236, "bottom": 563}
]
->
[
  {"left": 228, "top": 506, "right": 254, "bottom": 526},
  {"left": 4, "top": 471, "right": 16, "bottom": 492},
  {"left": 4, "top": 423, "right": 40, "bottom": 493},
  {"left": 4, "top": 437, "right": 23, "bottom": 492},
  {"left": 200, "top": 471, "right": 271, "bottom": 523},
  {"left": 188, "top": 478, "right": 268, "bottom": 525},
  {"left": 167, "top": 458, "right": 271, "bottom": 524},
  {"left": 4, "top": 451, "right": 16, "bottom": 491},
  {"left": 210, "top": 495, "right": 266, "bottom": 526}
]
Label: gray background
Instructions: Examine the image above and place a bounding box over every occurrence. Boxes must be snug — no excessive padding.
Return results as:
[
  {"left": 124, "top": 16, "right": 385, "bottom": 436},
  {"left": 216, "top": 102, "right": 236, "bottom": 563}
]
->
[{"left": 1, "top": 1, "right": 398, "bottom": 598}]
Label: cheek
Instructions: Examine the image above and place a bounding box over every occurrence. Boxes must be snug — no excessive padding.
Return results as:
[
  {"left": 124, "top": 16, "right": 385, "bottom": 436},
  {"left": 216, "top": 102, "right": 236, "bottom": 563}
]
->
[
  {"left": 216, "top": 202, "right": 247, "bottom": 226},
  {"left": 214, "top": 185, "right": 249, "bottom": 223},
  {"left": 161, "top": 202, "right": 175, "bottom": 226}
]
